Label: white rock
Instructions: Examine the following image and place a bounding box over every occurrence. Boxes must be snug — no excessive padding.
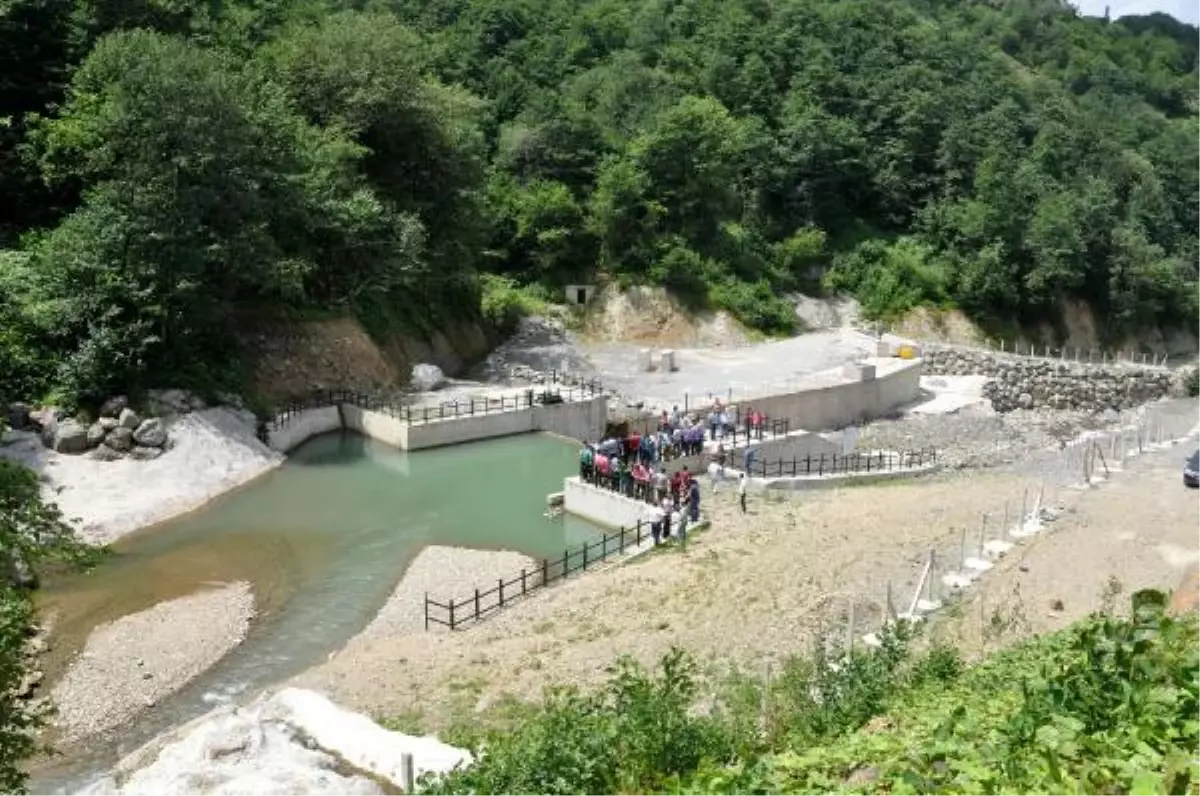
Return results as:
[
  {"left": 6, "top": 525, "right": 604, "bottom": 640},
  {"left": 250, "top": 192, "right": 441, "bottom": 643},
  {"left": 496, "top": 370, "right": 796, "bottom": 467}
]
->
[{"left": 88, "top": 688, "right": 472, "bottom": 796}]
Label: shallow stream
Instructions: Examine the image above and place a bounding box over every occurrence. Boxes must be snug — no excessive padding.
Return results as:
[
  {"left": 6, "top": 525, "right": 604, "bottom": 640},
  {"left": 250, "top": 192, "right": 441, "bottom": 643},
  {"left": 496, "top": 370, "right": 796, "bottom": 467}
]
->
[{"left": 31, "top": 431, "right": 599, "bottom": 792}]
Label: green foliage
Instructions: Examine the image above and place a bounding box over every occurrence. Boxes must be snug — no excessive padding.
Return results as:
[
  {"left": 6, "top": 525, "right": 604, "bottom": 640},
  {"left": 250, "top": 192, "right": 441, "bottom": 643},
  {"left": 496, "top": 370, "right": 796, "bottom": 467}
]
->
[
  {"left": 0, "top": 449, "right": 102, "bottom": 793},
  {"left": 419, "top": 594, "right": 1199, "bottom": 796},
  {"left": 478, "top": 274, "right": 550, "bottom": 335},
  {"left": 0, "top": 0, "right": 1197, "bottom": 398}
]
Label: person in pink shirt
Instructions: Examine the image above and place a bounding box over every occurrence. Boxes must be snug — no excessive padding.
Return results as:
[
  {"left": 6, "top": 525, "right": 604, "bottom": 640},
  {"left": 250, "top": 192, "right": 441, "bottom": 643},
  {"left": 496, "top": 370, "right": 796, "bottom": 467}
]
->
[
  {"left": 631, "top": 461, "right": 651, "bottom": 500},
  {"left": 594, "top": 453, "right": 609, "bottom": 487}
]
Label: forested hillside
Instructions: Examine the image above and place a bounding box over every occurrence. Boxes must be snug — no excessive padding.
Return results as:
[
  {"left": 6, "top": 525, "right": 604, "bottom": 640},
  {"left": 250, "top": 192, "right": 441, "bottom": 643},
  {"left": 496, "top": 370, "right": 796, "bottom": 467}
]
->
[{"left": 0, "top": 0, "right": 1196, "bottom": 407}]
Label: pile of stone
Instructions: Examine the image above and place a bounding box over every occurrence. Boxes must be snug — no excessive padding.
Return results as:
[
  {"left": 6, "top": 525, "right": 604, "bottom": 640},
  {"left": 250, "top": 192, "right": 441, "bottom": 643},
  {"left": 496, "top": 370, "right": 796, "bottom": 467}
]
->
[
  {"left": 14, "top": 396, "right": 172, "bottom": 461},
  {"left": 924, "top": 347, "right": 1175, "bottom": 413}
]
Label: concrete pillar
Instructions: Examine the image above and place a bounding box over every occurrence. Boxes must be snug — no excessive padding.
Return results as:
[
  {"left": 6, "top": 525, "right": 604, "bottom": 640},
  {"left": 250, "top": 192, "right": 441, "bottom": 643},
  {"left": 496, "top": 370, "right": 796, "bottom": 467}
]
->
[
  {"left": 637, "top": 349, "right": 653, "bottom": 372},
  {"left": 660, "top": 349, "right": 676, "bottom": 373},
  {"left": 876, "top": 340, "right": 893, "bottom": 357}
]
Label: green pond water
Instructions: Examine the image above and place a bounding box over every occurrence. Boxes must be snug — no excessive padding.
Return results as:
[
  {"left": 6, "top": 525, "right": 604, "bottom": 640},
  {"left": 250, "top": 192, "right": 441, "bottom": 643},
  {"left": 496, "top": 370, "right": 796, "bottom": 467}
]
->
[{"left": 32, "top": 430, "right": 601, "bottom": 792}]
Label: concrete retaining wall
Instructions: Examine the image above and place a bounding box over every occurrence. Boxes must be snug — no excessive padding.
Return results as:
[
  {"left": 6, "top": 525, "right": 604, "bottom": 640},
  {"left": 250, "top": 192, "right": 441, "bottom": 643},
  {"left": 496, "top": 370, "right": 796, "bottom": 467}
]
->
[
  {"left": 563, "top": 477, "right": 648, "bottom": 529},
  {"left": 267, "top": 407, "right": 343, "bottom": 453},
  {"left": 748, "top": 358, "right": 921, "bottom": 431},
  {"left": 270, "top": 395, "right": 608, "bottom": 454},
  {"left": 342, "top": 405, "right": 409, "bottom": 449},
  {"left": 727, "top": 429, "right": 842, "bottom": 462}
]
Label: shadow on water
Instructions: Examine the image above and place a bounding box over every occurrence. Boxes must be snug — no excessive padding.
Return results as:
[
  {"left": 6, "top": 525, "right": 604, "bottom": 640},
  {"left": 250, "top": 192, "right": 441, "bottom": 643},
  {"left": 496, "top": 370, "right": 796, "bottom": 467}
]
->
[{"left": 29, "top": 430, "right": 602, "bottom": 793}]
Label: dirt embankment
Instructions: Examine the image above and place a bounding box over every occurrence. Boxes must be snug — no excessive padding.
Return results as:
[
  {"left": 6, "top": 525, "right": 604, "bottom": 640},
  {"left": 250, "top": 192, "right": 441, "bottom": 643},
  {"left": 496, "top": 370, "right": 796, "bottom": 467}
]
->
[
  {"left": 578, "top": 285, "right": 751, "bottom": 348},
  {"left": 245, "top": 316, "right": 491, "bottom": 402}
]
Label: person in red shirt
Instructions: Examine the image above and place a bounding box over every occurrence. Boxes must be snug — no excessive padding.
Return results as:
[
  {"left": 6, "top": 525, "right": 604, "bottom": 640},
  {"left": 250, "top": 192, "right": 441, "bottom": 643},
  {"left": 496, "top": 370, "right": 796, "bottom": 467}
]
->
[{"left": 626, "top": 431, "right": 641, "bottom": 460}]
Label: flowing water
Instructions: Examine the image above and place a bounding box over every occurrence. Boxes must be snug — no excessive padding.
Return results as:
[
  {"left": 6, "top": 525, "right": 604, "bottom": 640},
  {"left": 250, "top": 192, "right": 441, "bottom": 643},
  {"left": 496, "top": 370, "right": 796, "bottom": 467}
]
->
[{"left": 30, "top": 431, "right": 601, "bottom": 792}]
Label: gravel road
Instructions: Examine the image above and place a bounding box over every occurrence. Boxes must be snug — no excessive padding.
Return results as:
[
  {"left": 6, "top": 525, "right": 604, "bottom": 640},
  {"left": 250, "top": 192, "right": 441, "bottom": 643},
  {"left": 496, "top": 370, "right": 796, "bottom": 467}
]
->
[{"left": 50, "top": 583, "right": 255, "bottom": 742}]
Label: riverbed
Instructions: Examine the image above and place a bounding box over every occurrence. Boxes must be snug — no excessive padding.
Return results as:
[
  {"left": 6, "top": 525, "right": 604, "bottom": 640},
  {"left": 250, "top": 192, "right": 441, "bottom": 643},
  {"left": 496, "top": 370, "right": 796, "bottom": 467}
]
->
[{"left": 31, "top": 430, "right": 600, "bottom": 792}]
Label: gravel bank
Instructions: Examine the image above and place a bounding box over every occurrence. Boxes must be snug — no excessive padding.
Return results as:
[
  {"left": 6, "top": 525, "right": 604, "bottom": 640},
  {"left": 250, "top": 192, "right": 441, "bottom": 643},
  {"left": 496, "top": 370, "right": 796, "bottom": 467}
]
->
[
  {"left": 0, "top": 407, "right": 282, "bottom": 545},
  {"left": 352, "top": 546, "right": 538, "bottom": 642},
  {"left": 51, "top": 582, "right": 256, "bottom": 741}
]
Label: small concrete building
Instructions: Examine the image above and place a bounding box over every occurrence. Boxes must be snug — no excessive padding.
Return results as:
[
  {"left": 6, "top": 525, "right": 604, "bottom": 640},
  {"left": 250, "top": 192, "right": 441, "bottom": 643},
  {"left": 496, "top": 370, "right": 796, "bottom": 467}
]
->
[{"left": 564, "top": 285, "right": 596, "bottom": 305}]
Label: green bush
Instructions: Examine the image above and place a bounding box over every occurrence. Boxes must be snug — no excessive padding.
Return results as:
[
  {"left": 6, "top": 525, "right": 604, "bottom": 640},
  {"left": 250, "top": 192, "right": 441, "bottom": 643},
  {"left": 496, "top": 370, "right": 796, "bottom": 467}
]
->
[
  {"left": 478, "top": 274, "right": 550, "bottom": 335},
  {"left": 1184, "top": 366, "right": 1198, "bottom": 398},
  {"left": 824, "top": 237, "right": 951, "bottom": 321}
]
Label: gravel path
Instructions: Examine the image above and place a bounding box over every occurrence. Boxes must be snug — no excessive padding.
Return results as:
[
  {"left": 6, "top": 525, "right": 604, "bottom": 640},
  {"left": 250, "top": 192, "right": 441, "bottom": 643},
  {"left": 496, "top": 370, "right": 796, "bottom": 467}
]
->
[
  {"left": 0, "top": 407, "right": 281, "bottom": 545},
  {"left": 50, "top": 582, "right": 256, "bottom": 741},
  {"left": 353, "top": 546, "right": 538, "bottom": 641}
]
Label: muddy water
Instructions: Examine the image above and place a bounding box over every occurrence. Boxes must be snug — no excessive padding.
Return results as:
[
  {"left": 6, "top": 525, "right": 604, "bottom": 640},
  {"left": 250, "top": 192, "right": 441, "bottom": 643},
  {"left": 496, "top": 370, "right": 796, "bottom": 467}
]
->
[{"left": 31, "top": 431, "right": 600, "bottom": 792}]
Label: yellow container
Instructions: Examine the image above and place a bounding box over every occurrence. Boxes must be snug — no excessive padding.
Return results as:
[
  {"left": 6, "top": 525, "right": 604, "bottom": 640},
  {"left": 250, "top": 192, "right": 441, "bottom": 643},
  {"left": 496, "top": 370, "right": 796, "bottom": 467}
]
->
[{"left": 898, "top": 345, "right": 915, "bottom": 360}]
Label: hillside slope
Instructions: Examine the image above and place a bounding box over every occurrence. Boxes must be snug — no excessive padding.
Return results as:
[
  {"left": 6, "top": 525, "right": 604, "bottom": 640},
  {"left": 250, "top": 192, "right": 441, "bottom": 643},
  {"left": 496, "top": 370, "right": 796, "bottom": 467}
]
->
[{"left": 0, "top": 0, "right": 1195, "bottom": 408}]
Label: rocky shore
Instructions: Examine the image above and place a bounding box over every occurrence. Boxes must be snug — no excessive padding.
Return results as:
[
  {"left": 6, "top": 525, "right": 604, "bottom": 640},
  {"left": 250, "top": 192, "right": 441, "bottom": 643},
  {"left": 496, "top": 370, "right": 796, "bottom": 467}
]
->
[
  {"left": 0, "top": 405, "right": 281, "bottom": 545},
  {"left": 50, "top": 583, "right": 256, "bottom": 742}
]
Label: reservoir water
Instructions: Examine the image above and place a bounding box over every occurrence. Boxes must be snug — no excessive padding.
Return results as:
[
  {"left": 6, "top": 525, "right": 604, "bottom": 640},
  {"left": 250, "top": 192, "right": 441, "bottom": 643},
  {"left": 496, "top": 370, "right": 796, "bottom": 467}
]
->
[{"left": 32, "top": 430, "right": 601, "bottom": 792}]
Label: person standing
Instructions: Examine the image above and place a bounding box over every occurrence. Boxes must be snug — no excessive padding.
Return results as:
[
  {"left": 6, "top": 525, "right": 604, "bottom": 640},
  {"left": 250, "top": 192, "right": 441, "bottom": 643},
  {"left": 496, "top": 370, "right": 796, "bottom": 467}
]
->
[
  {"left": 653, "top": 466, "right": 669, "bottom": 503},
  {"left": 677, "top": 507, "right": 689, "bottom": 550},
  {"left": 737, "top": 472, "right": 748, "bottom": 513},
  {"left": 646, "top": 502, "right": 664, "bottom": 545},
  {"left": 660, "top": 496, "right": 673, "bottom": 539},
  {"left": 688, "top": 477, "right": 701, "bottom": 522}
]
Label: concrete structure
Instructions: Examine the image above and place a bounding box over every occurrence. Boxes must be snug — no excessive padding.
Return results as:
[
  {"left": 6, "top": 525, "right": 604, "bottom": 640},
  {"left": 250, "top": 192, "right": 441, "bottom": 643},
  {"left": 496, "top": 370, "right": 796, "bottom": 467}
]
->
[
  {"left": 740, "top": 358, "right": 921, "bottom": 432},
  {"left": 564, "top": 284, "right": 595, "bottom": 305},
  {"left": 563, "top": 477, "right": 649, "bottom": 529},
  {"left": 638, "top": 349, "right": 653, "bottom": 372},
  {"left": 266, "top": 407, "right": 342, "bottom": 453},
  {"left": 660, "top": 350, "right": 676, "bottom": 372},
  {"left": 268, "top": 396, "right": 608, "bottom": 454}
]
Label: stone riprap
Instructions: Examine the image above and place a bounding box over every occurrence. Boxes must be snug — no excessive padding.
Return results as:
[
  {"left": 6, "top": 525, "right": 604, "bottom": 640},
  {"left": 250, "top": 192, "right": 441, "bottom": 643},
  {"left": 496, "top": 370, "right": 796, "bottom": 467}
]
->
[{"left": 922, "top": 347, "right": 1177, "bottom": 413}]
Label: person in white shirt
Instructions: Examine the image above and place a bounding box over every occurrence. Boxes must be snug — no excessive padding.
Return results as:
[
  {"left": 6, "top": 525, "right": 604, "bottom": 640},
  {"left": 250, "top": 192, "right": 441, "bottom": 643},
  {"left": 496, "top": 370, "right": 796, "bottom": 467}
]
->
[
  {"left": 707, "top": 460, "right": 725, "bottom": 493},
  {"left": 660, "top": 496, "right": 673, "bottom": 538},
  {"left": 738, "top": 472, "right": 748, "bottom": 513},
  {"left": 645, "top": 503, "right": 664, "bottom": 545}
]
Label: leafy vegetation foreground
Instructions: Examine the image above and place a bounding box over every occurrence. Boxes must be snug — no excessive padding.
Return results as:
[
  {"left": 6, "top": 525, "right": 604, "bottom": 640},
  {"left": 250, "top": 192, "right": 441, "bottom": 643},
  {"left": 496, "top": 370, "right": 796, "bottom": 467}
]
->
[
  {"left": 420, "top": 592, "right": 1199, "bottom": 795},
  {"left": 0, "top": 0, "right": 1197, "bottom": 407}
]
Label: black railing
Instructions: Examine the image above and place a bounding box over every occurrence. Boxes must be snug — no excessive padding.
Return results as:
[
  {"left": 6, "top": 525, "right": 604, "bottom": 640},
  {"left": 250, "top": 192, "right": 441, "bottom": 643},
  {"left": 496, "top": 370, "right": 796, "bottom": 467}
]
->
[
  {"left": 425, "top": 521, "right": 649, "bottom": 630},
  {"left": 747, "top": 448, "right": 938, "bottom": 477},
  {"left": 622, "top": 415, "right": 791, "bottom": 445},
  {"left": 268, "top": 377, "right": 606, "bottom": 431}
]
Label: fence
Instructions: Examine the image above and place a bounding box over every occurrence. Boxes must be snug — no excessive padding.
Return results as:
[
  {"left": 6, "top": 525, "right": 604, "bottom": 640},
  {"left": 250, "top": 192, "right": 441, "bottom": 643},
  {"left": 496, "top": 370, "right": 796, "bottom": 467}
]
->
[
  {"left": 424, "top": 521, "right": 652, "bottom": 630},
  {"left": 268, "top": 379, "right": 606, "bottom": 432},
  {"left": 896, "top": 332, "right": 1184, "bottom": 369},
  {"left": 788, "top": 398, "right": 1198, "bottom": 663},
  {"left": 621, "top": 415, "right": 792, "bottom": 445},
  {"left": 747, "top": 447, "right": 938, "bottom": 478}
]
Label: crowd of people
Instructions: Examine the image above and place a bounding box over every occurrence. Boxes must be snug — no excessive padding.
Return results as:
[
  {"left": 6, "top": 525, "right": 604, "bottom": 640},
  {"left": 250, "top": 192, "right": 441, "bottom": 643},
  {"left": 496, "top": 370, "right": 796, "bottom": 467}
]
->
[{"left": 576, "top": 400, "right": 770, "bottom": 544}]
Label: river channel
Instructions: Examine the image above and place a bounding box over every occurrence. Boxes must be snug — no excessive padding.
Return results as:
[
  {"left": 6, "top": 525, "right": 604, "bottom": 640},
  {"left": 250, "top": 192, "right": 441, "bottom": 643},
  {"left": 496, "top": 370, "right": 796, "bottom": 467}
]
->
[{"left": 31, "top": 430, "right": 601, "bottom": 792}]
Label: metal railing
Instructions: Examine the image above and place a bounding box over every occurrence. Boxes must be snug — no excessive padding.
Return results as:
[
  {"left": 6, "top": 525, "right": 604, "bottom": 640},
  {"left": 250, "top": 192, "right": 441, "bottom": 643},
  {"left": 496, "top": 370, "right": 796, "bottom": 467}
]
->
[
  {"left": 747, "top": 448, "right": 938, "bottom": 478},
  {"left": 268, "top": 377, "right": 607, "bottom": 431},
  {"left": 424, "top": 521, "right": 651, "bottom": 630}
]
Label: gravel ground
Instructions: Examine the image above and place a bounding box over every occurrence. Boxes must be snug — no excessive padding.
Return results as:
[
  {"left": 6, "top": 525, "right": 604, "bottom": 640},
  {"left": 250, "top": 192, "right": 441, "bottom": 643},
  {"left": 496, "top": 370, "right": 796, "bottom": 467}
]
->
[
  {"left": 0, "top": 408, "right": 281, "bottom": 545},
  {"left": 50, "top": 583, "right": 255, "bottom": 742},
  {"left": 353, "top": 546, "right": 538, "bottom": 641},
  {"left": 293, "top": 470, "right": 1031, "bottom": 728}
]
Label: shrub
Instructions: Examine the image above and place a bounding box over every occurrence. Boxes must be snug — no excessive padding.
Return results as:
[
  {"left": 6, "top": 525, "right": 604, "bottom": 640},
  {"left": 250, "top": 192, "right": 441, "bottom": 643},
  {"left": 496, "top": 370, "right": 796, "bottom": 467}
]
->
[{"left": 479, "top": 274, "right": 550, "bottom": 335}]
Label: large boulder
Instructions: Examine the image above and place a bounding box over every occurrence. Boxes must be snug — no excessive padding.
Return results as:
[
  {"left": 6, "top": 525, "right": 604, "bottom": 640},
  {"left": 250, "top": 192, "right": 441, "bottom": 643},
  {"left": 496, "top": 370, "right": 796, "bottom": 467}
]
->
[
  {"left": 129, "top": 445, "right": 163, "bottom": 461},
  {"left": 410, "top": 363, "right": 447, "bottom": 392},
  {"left": 51, "top": 419, "right": 91, "bottom": 454},
  {"left": 89, "top": 445, "right": 126, "bottom": 462},
  {"left": 118, "top": 408, "right": 142, "bottom": 430},
  {"left": 86, "top": 422, "right": 108, "bottom": 448},
  {"left": 7, "top": 402, "right": 31, "bottom": 430},
  {"left": 132, "top": 418, "right": 168, "bottom": 448},
  {"left": 105, "top": 426, "right": 134, "bottom": 452},
  {"left": 100, "top": 396, "right": 129, "bottom": 418}
]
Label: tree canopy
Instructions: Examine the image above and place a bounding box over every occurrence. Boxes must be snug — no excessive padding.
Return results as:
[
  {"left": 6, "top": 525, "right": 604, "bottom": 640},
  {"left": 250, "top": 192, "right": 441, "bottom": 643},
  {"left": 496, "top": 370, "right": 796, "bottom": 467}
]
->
[{"left": 0, "top": 0, "right": 1196, "bottom": 405}]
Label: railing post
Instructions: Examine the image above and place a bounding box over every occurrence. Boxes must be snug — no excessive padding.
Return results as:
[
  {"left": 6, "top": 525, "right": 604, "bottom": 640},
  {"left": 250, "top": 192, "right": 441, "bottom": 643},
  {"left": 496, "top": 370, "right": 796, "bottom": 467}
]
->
[
  {"left": 637, "top": 519, "right": 643, "bottom": 546},
  {"left": 542, "top": 557, "right": 549, "bottom": 587},
  {"left": 474, "top": 588, "right": 480, "bottom": 622},
  {"left": 619, "top": 525, "right": 626, "bottom": 553},
  {"left": 521, "top": 569, "right": 527, "bottom": 595},
  {"left": 498, "top": 577, "right": 504, "bottom": 608},
  {"left": 562, "top": 549, "right": 569, "bottom": 578},
  {"left": 791, "top": 456, "right": 796, "bottom": 476},
  {"left": 583, "top": 542, "right": 589, "bottom": 570},
  {"left": 424, "top": 592, "right": 429, "bottom": 631},
  {"left": 449, "top": 598, "right": 456, "bottom": 630}
]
